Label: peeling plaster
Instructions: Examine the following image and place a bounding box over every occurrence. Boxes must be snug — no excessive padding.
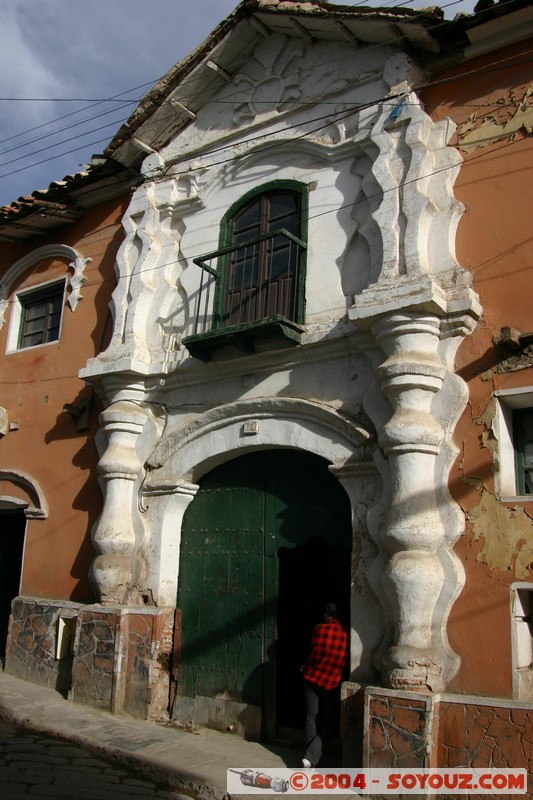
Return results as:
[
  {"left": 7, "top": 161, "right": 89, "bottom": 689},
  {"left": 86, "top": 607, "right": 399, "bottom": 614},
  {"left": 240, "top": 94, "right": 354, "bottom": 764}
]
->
[
  {"left": 456, "top": 85, "right": 533, "bottom": 153},
  {"left": 468, "top": 489, "right": 533, "bottom": 578},
  {"left": 474, "top": 396, "right": 498, "bottom": 456}
]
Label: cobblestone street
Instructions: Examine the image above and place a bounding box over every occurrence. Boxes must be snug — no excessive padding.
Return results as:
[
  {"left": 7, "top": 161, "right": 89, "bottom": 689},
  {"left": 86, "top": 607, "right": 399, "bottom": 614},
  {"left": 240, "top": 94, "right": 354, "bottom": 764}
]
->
[{"left": 0, "top": 719, "right": 190, "bottom": 800}]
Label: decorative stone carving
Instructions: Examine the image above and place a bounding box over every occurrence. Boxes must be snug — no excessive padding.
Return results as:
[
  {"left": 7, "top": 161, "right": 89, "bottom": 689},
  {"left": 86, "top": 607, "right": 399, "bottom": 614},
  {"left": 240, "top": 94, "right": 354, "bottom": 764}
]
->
[
  {"left": 0, "top": 244, "right": 90, "bottom": 328},
  {"left": 80, "top": 26, "right": 481, "bottom": 702},
  {"left": 348, "top": 91, "right": 481, "bottom": 691},
  {"left": 373, "top": 313, "right": 457, "bottom": 690},
  {"left": 0, "top": 469, "right": 48, "bottom": 518},
  {"left": 141, "top": 481, "right": 198, "bottom": 607},
  {"left": 81, "top": 176, "right": 201, "bottom": 379},
  {"left": 232, "top": 35, "right": 304, "bottom": 126}
]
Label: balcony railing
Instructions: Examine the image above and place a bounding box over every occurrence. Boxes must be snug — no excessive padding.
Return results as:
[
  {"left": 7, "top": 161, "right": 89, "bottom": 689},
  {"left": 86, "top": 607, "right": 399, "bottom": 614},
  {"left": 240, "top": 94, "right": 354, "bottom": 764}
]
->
[{"left": 188, "top": 228, "right": 306, "bottom": 338}]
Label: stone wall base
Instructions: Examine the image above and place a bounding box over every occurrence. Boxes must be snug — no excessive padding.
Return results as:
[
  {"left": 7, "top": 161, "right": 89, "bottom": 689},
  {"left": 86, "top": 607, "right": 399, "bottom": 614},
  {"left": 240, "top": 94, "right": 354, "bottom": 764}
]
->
[
  {"left": 363, "top": 686, "right": 533, "bottom": 795},
  {"left": 6, "top": 603, "right": 533, "bottom": 787},
  {"left": 5, "top": 596, "right": 174, "bottom": 720}
]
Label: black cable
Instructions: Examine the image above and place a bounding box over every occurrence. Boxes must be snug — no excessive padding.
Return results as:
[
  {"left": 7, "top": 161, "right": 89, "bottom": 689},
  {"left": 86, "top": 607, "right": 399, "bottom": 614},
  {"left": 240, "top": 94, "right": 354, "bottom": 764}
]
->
[
  {"left": 0, "top": 102, "right": 139, "bottom": 158},
  {"left": 0, "top": 0, "right": 527, "bottom": 193},
  {"left": 1, "top": 128, "right": 526, "bottom": 307},
  {"left": 0, "top": 81, "right": 160, "bottom": 148},
  {"left": 0, "top": 0, "right": 470, "bottom": 173}
]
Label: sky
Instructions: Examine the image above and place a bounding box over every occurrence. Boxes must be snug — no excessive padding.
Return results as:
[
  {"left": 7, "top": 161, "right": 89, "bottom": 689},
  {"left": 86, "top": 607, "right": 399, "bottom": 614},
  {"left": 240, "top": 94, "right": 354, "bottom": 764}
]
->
[{"left": 0, "top": 0, "right": 478, "bottom": 208}]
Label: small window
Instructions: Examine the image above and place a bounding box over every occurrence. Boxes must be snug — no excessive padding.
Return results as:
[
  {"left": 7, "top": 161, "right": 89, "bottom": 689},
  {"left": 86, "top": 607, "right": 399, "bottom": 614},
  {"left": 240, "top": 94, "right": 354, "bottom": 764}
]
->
[
  {"left": 513, "top": 409, "right": 533, "bottom": 495},
  {"left": 494, "top": 390, "right": 533, "bottom": 499},
  {"left": 7, "top": 280, "right": 66, "bottom": 352}
]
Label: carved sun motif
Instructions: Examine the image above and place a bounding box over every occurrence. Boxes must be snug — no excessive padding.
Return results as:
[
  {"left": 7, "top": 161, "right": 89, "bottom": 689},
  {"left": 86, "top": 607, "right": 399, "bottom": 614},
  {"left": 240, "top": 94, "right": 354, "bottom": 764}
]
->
[{"left": 232, "top": 36, "right": 304, "bottom": 126}]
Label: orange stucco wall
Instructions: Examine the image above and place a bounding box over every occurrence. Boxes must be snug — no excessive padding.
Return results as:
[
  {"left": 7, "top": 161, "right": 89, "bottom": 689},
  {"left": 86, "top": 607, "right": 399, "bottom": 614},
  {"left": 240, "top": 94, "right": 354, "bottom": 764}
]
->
[
  {"left": 0, "top": 197, "right": 128, "bottom": 602},
  {"left": 423, "top": 40, "right": 533, "bottom": 697}
]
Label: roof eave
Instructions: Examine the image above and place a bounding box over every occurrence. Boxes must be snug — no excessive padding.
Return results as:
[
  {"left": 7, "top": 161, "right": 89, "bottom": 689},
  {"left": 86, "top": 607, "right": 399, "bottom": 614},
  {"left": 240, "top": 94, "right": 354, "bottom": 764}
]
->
[{"left": 104, "top": 0, "right": 447, "bottom": 169}]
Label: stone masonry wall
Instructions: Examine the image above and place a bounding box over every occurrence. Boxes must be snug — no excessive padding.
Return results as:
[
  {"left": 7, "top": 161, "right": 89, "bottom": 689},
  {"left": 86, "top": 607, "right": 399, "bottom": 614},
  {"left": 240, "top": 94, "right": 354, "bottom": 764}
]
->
[
  {"left": 122, "top": 610, "right": 173, "bottom": 719},
  {"left": 365, "top": 689, "right": 431, "bottom": 768},
  {"left": 5, "top": 597, "right": 79, "bottom": 695},
  {"left": 6, "top": 597, "right": 174, "bottom": 720},
  {"left": 435, "top": 699, "right": 533, "bottom": 797},
  {"left": 364, "top": 688, "right": 533, "bottom": 798},
  {"left": 70, "top": 609, "right": 119, "bottom": 710},
  {"left": 71, "top": 606, "right": 174, "bottom": 719}
]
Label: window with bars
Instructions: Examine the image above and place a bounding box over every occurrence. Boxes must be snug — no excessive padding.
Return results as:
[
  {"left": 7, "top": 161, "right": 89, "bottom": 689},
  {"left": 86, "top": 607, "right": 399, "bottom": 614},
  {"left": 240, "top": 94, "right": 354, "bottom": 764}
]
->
[
  {"left": 183, "top": 182, "right": 307, "bottom": 361},
  {"left": 217, "top": 187, "right": 305, "bottom": 329},
  {"left": 17, "top": 282, "right": 64, "bottom": 350}
]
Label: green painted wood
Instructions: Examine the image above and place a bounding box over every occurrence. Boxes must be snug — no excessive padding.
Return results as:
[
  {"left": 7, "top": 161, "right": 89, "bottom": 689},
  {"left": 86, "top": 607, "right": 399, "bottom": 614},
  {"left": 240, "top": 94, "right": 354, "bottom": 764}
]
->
[
  {"left": 214, "top": 181, "right": 308, "bottom": 329},
  {"left": 177, "top": 449, "right": 352, "bottom": 733}
]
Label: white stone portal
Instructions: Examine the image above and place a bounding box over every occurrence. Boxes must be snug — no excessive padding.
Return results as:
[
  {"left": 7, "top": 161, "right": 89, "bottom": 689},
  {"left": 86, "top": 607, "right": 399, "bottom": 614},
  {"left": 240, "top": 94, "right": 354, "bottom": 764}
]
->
[{"left": 81, "top": 27, "right": 480, "bottom": 693}]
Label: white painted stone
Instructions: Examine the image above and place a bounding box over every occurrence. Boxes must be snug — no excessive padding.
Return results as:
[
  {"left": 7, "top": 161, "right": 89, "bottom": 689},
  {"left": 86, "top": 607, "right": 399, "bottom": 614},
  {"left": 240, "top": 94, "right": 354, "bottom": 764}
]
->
[{"left": 81, "top": 25, "right": 481, "bottom": 693}]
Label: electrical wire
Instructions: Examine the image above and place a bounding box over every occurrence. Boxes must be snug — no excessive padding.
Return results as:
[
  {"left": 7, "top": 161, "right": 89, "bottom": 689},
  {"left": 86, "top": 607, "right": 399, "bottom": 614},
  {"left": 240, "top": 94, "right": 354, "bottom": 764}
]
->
[
  {"left": 0, "top": 117, "right": 136, "bottom": 169},
  {"left": 0, "top": 0, "right": 478, "bottom": 180},
  {"left": 0, "top": 128, "right": 527, "bottom": 312},
  {"left": 0, "top": 81, "right": 158, "bottom": 148},
  {"left": 0, "top": 0, "right": 527, "bottom": 195},
  {"left": 1, "top": 38, "right": 531, "bottom": 188},
  {"left": 0, "top": 103, "right": 139, "bottom": 158}
]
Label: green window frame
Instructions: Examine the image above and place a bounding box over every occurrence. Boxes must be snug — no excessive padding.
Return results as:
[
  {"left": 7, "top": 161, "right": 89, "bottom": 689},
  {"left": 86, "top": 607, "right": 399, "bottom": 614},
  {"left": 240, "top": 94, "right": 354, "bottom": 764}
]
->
[
  {"left": 513, "top": 408, "right": 533, "bottom": 495},
  {"left": 183, "top": 182, "right": 308, "bottom": 361},
  {"left": 17, "top": 281, "right": 65, "bottom": 350},
  {"left": 213, "top": 181, "right": 308, "bottom": 330}
]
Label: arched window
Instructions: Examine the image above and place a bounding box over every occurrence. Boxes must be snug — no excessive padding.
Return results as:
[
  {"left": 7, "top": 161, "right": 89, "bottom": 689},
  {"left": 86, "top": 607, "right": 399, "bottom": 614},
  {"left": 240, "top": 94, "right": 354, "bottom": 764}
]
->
[
  {"left": 185, "top": 182, "right": 307, "bottom": 361},
  {"left": 0, "top": 244, "right": 90, "bottom": 353},
  {"left": 218, "top": 186, "right": 305, "bottom": 328}
]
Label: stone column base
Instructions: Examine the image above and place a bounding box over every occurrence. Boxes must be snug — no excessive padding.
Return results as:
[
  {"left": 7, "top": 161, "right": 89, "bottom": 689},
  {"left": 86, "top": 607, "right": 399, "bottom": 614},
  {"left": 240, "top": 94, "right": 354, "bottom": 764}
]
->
[
  {"left": 362, "top": 685, "right": 533, "bottom": 792},
  {"left": 5, "top": 596, "right": 174, "bottom": 720}
]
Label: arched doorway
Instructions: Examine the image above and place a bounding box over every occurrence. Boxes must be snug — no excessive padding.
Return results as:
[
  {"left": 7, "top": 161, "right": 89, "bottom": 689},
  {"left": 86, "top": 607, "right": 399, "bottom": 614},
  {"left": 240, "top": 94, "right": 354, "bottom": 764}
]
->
[
  {"left": 175, "top": 448, "right": 352, "bottom": 740},
  {"left": 0, "top": 510, "right": 26, "bottom": 660}
]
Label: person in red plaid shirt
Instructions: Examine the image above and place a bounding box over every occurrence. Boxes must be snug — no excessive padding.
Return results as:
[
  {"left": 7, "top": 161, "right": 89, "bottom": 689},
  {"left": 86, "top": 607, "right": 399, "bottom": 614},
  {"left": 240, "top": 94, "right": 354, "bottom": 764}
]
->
[{"left": 300, "top": 602, "right": 348, "bottom": 768}]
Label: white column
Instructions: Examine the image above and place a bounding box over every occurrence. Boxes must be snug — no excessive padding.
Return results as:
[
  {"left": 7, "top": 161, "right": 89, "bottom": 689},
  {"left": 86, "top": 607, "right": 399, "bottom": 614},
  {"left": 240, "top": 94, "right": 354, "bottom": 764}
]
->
[
  {"left": 371, "top": 312, "right": 450, "bottom": 691},
  {"left": 142, "top": 481, "right": 199, "bottom": 607},
  {"left": 91, "top": 401, "right": 148, "bottom": 605}
]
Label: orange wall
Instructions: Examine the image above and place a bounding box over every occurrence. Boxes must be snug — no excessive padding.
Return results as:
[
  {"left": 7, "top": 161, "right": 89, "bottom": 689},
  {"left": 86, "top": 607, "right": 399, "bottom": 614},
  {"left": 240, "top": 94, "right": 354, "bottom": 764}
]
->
[
  {"left": 423, "top": 40, "right": 533, "bottom": 696},
  {"left": 0, "top": 197, "right": 128, "bottom": 602}
]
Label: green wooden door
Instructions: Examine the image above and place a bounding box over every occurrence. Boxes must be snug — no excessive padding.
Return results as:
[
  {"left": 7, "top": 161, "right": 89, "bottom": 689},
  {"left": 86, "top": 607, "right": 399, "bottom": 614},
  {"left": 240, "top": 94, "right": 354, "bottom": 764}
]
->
[
  {"left": 177, "top": 454, "right": 266, "bottom": 705},
  {"left": 176, "top": 449, "right": 351, "bottom": 736}
]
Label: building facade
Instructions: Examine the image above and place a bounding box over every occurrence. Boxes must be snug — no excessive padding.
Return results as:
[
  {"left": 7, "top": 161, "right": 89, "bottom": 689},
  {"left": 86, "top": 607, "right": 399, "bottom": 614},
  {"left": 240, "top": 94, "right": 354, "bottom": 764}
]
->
[{"left": 1, "top": 0, "right": 532, "bottom": 780}]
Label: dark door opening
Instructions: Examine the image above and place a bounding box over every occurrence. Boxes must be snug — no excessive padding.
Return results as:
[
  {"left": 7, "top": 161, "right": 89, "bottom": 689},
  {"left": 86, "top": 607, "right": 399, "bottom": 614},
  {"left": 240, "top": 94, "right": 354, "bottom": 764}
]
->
[
  {"left": 276, "top": 537, "right": 351, "bottom": 732},
  {"left": 176, "top": 449, "right": 352, "bottom": 740},
  {"left": 0, "top": 511, "right": 26, "bottom": 660}
]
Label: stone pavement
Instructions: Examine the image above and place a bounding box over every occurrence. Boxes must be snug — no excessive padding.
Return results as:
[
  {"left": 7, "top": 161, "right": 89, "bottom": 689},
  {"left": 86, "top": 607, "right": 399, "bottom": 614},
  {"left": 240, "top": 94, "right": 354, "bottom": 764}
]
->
[
  {"left": 0, "top": 671, "right": 306, "bottom": 800},
  {"left": 0, "top": 717, "right": 192, "bottom": 799}
]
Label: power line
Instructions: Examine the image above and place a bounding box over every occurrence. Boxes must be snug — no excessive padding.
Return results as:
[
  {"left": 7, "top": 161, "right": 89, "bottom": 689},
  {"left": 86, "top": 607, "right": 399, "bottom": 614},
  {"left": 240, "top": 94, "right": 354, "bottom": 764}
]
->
[
  {"left": 0, "top": 0, "right": 526, "bottom": 193},
  {"left": 0, "top": 0, "right": 471, "bottom": 185},
  {"left": 135, "top": 0, "right": 466, "bottom": 151},
  {"left": 0, "top": 116, "right": 134, "bottom": 170},
  {"left": 0, "top": 81, "right": 159, "bottom": 148},
  {"left": 1, "top": 128, "right": 527, "bottom": 309},
  {"left": 0, "top": 42, "right": 529, "bottom": 197},
  {"left": 0, "top": 137, "right": 115, "bottom": 181}
]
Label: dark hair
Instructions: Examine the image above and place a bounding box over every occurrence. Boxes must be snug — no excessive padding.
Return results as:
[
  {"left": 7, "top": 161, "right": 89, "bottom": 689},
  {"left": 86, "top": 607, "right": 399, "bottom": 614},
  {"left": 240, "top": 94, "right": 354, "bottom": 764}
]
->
[{"left": 325, "top": 602, "right": 338, "bottom": 619}]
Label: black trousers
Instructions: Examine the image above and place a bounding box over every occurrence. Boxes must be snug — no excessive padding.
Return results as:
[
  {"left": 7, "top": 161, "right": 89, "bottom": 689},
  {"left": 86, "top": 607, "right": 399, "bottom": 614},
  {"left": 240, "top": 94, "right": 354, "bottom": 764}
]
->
[{"left": 303, "top": 679, "right": 337, "bottom": 767}]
